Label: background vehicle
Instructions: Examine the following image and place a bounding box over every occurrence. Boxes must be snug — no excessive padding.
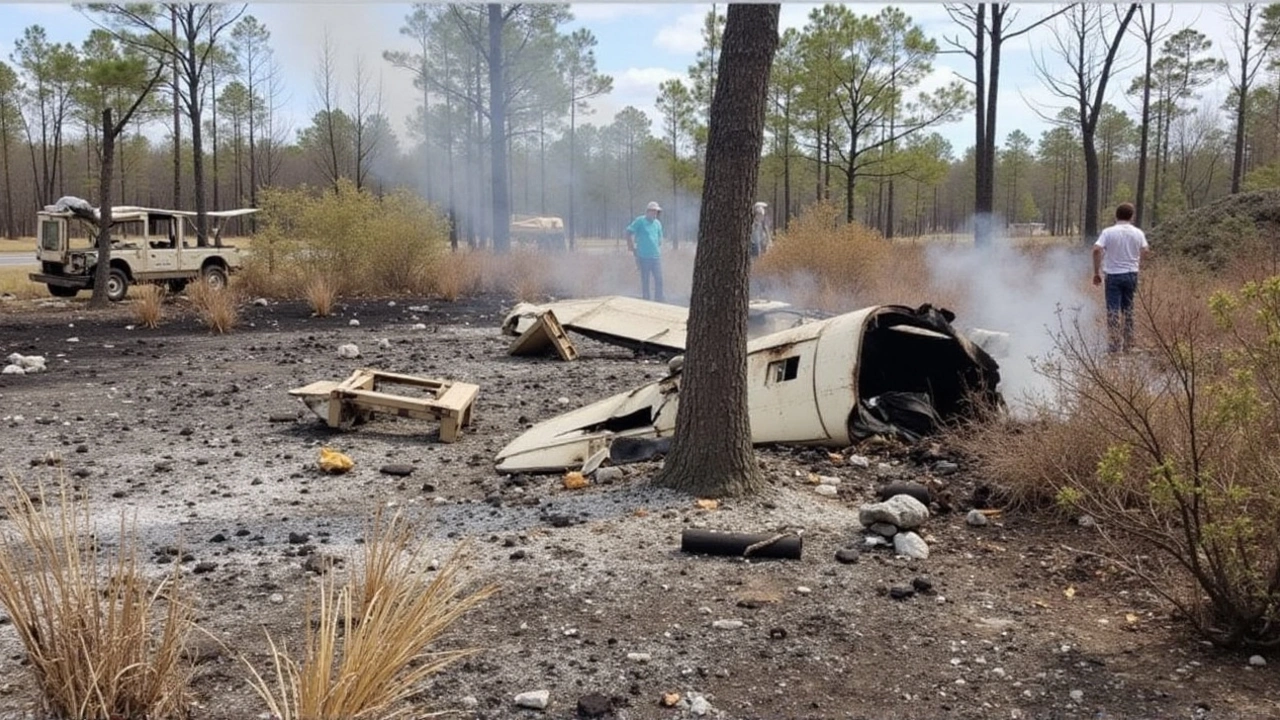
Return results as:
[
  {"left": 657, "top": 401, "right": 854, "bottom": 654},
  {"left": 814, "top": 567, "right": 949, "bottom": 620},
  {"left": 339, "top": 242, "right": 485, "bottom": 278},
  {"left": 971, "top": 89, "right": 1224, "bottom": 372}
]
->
[
  {"left": 510, "top": 215, "right": 567, "bottom": 252},
  {"left": 29, "top": 198, "right": 257, "bottom": 301}
]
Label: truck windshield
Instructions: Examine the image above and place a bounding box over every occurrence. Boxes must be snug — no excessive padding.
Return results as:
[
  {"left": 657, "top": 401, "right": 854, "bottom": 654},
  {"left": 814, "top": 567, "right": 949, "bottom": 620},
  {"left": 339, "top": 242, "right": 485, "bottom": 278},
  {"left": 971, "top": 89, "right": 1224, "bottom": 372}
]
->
[{"left": 40, "top": 220, "right": 60, "bottom": 251}]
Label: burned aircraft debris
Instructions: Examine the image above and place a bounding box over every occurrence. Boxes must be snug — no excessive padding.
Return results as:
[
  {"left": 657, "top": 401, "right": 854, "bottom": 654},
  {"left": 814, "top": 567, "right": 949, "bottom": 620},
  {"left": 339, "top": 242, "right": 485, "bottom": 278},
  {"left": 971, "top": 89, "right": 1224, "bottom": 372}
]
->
[{"left": 494, "top": 304, "right": 1001, "bottom": 473}]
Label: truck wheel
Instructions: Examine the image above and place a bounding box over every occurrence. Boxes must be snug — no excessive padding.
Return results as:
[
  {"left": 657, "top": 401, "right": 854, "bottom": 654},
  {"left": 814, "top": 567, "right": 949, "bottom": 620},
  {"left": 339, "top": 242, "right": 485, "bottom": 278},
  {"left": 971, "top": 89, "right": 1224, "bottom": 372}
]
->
[
  {"left": 201, "top": 265, "right": 228, "bottom": 290},
  {"left": 106, "top": 268, "right": 129, "bottom": 302},
  {"left": 47, "top": 284, "right": 78, "bottom": 298}
]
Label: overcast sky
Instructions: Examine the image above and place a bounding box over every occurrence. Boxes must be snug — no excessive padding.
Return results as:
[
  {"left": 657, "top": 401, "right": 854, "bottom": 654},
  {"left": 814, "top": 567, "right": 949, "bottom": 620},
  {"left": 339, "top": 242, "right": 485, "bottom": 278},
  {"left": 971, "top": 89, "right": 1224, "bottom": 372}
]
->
[{"left": 0, "top": 3, "right": 1242, "bottom": 158}]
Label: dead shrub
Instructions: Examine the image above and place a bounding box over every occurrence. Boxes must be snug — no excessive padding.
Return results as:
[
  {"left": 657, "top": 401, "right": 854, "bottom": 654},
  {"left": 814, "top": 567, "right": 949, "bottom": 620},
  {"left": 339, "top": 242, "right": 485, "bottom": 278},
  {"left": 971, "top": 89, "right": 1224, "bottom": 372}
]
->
[
  {"left": 133, "top": 283, "right": 167, "bottom": 328},
  {"left": 0, "top": 474, "right": 195, "bottom": 719},
  {"left": 753, "top": 201, "right": 894, "bottom": 311},
  {"left": 187, "top": 280, "right": 240, "bottom": 334},
  {"left": 431, "top": 251, "right": 485, "bottom": 302},
  {"left": 305, "top": 275, "right": 338, "bottom": 317},
  {"left": 967, "top": 270, "right": 1280, "bottom": 648},
  {"left": 246, "top": 508, "right": 495, "bottom": 719}
]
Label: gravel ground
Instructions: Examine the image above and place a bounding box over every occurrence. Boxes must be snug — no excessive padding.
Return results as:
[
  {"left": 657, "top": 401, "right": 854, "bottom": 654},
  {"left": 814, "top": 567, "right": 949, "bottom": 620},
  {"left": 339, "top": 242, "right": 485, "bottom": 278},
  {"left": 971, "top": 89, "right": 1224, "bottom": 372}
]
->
[{"left": 0, "top": 293, "right": 1277, "bottom": 720}]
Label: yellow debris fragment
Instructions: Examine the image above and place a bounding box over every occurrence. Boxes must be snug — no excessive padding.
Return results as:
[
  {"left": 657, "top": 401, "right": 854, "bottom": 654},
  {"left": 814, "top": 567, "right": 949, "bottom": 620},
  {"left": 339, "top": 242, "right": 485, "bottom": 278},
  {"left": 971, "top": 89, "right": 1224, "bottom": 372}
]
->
[
  {"left": 318, "top": 446, "right": 354, "bottom": 474},
  {"left": 563, "top": 471, "right": 589, "bottom": 490}
]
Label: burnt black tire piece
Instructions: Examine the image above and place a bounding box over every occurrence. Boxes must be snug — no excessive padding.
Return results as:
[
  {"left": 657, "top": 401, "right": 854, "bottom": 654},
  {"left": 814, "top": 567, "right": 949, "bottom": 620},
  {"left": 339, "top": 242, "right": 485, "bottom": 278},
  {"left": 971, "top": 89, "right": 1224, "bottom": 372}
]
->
[{"left": 47, "top": 284, "right": 78, "bottom": 298}]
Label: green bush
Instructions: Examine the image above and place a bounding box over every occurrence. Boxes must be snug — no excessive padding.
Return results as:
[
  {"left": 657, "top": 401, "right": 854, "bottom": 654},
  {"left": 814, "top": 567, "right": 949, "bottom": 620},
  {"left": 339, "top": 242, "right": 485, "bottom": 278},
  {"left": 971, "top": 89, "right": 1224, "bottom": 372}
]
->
[
  {"left": 244, "top": 180, "right": 450, "bottom": 297},
  {"left": 967, "top": 274, "right": 1280, "bottom": 648}
]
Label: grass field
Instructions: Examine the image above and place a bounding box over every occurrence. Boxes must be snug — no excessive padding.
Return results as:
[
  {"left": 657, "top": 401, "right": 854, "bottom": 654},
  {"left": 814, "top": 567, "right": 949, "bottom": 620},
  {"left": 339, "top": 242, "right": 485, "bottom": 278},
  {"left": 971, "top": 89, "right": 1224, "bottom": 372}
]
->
[{"left": 0, "top": 237, "right": 35, "bottom": 254}]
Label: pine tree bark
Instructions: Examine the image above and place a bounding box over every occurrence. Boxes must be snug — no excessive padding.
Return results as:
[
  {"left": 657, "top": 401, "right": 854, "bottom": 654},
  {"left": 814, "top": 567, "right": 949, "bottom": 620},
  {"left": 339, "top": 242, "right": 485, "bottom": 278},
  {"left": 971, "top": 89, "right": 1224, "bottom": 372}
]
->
[{"left": 656, "top": 3, "right": 779, "bottom": 498}]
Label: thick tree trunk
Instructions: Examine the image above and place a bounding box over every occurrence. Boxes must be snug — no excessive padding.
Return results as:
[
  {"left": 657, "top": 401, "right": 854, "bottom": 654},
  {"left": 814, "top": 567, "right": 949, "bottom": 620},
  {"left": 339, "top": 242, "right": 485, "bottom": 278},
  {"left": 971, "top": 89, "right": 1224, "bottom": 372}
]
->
[
  {"left": 91, "top": 109, "right": 115, "bottom": 308},
  {"left": 172, "top": 8, "right": 181, "bottom": 209},
  {"left": 1083, "top": 136, "right": 1100, "bottom": 243},
  {"left": 656, "top": 3, "right": 779, "bottom": 498},
  {"left": 488, "top": 4, "right": 511, "bottom": 254},
  {"left": 1, "top": 109, "right": 13, "bottom": 238}
]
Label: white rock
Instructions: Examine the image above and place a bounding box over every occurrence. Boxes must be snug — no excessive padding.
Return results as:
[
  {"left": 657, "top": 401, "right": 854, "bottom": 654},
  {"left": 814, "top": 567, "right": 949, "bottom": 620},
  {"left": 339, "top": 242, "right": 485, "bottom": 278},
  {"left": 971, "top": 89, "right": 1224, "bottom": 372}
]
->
[
  {"left": 814, "top": 484, "right": 838, "bottom": 497},
  {"left": 1077, "top": 514, "right": 1097, "bottom": 529},
  {"left": 409, "top": 305, "right": 430, "bottom": 312},
  {"left": 712, "top": 619, "right": 744, "bottom": 630},
  {"left": 795, "top": 586, "right": 812, "bottom": 595},
  {"left": 847, "top": 454, "right": 870, "bottom": 468},
  {"left": 966, "top": 509, "right": 989, "bottom": 527},
  {"left": 66, "top": 337, "right": 79, "bottom": 343},
  {"left": 348, "top": 319, "right": 360, "bottom": 327},
  {"left": 817, "top": 475, "right": 840, "bottom": 485},
  {"left": 387, "top": 301, "right": 396, "bottom": 307},
  {"left": 411, "top": 323, "right": 427, "bottom": 330},
  {"left": 269, "top": 593, "right": 284, "bottom": 604},
  {"left": 1069, "top": 689, "right": 1084, "bottom": 703},
  {"left": 626, "top": 652, "right": 652, "bottom": 662},
  {"left": 337, "top": 344, "right": 360, "bottom": 359},
  {"left": 893, "top": 531, "right": 929, "bottom": 559},
  {"left": 689, "top": 695, "right": 711, "bottom": 716},
  {"left": 253, "top": 297, "right": 269, "bottom": 307},
  {"left": 1249, "top": 655, "right": 1267, "bottom": 667},
  {"left": 377, "top": 338, "right": 391, "bottom": 349},
  {"left": 860, "top": 495, "right": 930, "bottom": 530},
  {"left": 2, "top": 365, "right": 24, "bottom": 375},
  {"left": 514, "top": 689, "right": 549, "bottom": 710},
  {"left": 863, "top": 535, "right": 889, "bottom": 547},
  {"left": 6, "top": 353, "right": 21, "bottom": 364},
  {"left": 557, "top": 396, "right": 570, "bottom": 405},
  {"left": 461, "top": 696, "right": 478, "bottom": 708}
]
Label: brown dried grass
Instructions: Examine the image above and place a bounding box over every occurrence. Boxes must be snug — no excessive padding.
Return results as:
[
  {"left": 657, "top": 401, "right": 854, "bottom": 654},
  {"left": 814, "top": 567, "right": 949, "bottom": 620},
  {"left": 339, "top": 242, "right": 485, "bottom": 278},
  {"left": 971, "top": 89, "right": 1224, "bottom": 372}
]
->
[
  {"left": 245, "top": 508, "right": 495, "bottom": 719},
  {"left": 304, "top": 275, "right": 338, "bottom": 317},
  {"left": 187, "top": 279, "right": 240, "bottom": 334},
  {"left": 0, "top": 474, "right": 195, "bottom": 719},
  {"left": 133, "top": 283, "right": 166, "bottom": 328}
]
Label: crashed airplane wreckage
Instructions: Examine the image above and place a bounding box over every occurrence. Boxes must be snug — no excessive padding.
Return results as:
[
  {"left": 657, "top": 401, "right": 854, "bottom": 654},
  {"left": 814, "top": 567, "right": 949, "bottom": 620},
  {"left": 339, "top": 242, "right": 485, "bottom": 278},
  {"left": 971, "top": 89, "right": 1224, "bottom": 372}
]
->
[
  {"left": 495, "top": 303, "right": 1002, "bottom": 473},
  {"left": 502, "top": 295, "right": 804, "bottom": 357}
]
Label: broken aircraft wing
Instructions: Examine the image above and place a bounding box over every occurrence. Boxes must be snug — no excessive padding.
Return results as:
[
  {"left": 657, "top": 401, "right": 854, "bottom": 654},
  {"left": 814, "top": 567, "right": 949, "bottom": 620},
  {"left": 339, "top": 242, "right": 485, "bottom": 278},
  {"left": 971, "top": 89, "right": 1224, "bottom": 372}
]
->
[
  {"left": 502, "top": 295, "right": 802, "bottom": 354},
  {"left": 494, "top": 304, "right": 1001, "bottom": 473}
]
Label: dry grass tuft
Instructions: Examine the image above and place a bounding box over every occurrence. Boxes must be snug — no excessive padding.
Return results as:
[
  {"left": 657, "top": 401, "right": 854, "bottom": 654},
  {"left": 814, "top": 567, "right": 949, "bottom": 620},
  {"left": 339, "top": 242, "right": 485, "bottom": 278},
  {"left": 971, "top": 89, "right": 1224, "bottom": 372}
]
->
[
  {"left": 0, "top": 474, "right": 195, "bottom": 719},
  {"left": 246, "top": 507, "right": 496, "bottom": 719},
  {"left": 187, "top": 280, "right": 241, "bottom": 334},
  {"left": 432, "top": 251, "right": 485, "bottom": 302},
  {"left": 304, "top": 275, "right": 338, "bottom": 317},
  {"left": 133, "top": 283, "right": 167, "bottom": 328}
]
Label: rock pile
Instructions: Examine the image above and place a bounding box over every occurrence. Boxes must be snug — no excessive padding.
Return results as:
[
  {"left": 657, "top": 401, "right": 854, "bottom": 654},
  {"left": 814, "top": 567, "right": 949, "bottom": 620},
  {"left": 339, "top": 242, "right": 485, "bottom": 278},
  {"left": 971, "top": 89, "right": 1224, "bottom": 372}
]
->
[
  {"left": 858, "top": 493, "right": 930, "bottom": 559},
  {"left": 3, "top": 353, "right": 47, "bottom": 375}
]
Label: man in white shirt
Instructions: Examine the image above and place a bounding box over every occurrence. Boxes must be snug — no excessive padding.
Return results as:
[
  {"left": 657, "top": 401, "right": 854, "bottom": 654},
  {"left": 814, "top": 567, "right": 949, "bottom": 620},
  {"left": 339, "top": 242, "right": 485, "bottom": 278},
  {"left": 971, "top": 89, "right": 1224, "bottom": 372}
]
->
[{"left": 1092, "top": 202, "right": 1151, "bottom": 353}]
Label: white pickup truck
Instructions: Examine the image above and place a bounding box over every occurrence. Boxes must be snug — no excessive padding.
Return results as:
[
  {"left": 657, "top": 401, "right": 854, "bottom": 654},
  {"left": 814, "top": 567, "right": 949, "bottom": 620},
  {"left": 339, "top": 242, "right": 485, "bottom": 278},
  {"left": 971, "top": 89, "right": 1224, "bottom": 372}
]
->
[{"left": 29, "top": 198, "right": 258, "bottom": 302}]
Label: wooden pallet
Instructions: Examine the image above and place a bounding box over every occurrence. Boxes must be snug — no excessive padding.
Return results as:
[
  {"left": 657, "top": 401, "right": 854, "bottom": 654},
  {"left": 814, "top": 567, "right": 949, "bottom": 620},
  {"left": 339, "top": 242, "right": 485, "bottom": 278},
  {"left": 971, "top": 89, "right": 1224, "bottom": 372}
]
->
[
  {"left": 289, "top": 368, "right": 479, "bottom": 442},
  {"left": 508, "top": 309, "right": 579, "bottom": 361}
]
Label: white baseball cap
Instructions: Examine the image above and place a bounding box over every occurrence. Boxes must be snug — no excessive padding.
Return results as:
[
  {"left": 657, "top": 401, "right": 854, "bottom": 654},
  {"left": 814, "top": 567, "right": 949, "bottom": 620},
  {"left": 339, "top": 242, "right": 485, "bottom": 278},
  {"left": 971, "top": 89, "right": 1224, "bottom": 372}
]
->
[{"left": 647, "top": 201, "right": 662, "bottom": 212}]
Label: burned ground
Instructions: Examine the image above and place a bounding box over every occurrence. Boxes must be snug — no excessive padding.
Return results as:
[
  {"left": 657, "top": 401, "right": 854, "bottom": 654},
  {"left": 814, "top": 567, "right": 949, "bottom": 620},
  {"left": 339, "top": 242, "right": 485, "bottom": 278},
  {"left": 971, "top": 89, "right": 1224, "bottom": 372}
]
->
[{"left": 0, "top": 294, "right": 1277, "bottom": 720}]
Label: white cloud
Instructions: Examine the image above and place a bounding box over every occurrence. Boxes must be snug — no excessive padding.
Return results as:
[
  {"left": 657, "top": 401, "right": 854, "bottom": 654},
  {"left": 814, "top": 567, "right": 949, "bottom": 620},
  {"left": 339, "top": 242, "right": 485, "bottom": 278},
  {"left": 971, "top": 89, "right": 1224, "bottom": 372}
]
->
[
  {"left": 585, "top": 66, "right": 683, "bottom": 127},
  {"left": 654, "top": 10, "right": 705, "bottom": 55}
]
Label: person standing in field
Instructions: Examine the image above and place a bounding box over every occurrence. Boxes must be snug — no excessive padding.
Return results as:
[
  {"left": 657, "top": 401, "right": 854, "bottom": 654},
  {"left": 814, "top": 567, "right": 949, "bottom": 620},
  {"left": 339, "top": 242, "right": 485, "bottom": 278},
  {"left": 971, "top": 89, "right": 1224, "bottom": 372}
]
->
[
  {"left": 1092, "top": 202, "right": 1150, "bottom": 353},
  {"left": 750, "top": 201, "right": 772, "bottom": 259},
  {"left": 626, "top": 201, "right": 665, "bottom": 302}
]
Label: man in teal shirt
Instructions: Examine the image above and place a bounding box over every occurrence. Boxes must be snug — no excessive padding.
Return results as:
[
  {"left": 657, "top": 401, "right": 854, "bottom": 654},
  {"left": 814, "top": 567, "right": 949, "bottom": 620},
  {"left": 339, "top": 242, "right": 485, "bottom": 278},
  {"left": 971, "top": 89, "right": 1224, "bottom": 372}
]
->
[{"left": 626, "top": 201, "right": 665, "bottom": 302}]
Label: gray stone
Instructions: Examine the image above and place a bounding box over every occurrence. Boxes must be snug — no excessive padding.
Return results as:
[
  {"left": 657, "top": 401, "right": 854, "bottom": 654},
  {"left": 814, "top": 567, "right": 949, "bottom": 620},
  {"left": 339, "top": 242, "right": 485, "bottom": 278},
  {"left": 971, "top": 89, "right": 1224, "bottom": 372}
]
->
[
  {"left": 689, "top": 695, "right": 712, "bottom": 716},
  {"left": 1249, "top": 655, "right": 1267, "bottom": 667},
  {"left": 835, "top": 547, "right": 860, "bottom": 564},
  {"left": 860, "top": 494, "right": 930, "bottom": 530},
  {"left": 712, "top": 619, "right": 744, "bottom": 630},
  {"left": 869, "top": 522, "right": 897, "bottom": 537},
  {"left": 380, "top": 464, "right": 416, "bottom": 477},
  {"left": 966, "top": 509, "right": 989, "bottom": 527},
  {"left": 864, "top": 535, "right": 889, "bottom": 548},
  {"left": 893, "top": 531, "right": 929, "bottom": 559},
  {"left": 1077, "top": 514, "right": 1097, "bottom": 529},
  {"left": 593, "top": 467, "right": 625, "bottom": 484},
  {"left": 814, "top": 484, "right": 838, "bottom": 497},
  {"left": 515, "top": 689, "right": 549, "bottom": 710}
]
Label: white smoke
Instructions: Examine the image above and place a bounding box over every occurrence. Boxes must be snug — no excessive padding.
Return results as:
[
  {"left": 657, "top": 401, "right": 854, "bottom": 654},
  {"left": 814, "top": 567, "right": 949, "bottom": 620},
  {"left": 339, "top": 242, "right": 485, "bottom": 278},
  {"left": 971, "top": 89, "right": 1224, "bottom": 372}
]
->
[{"left": 927, "top": 214, "right": 1100, "bottom": 414}]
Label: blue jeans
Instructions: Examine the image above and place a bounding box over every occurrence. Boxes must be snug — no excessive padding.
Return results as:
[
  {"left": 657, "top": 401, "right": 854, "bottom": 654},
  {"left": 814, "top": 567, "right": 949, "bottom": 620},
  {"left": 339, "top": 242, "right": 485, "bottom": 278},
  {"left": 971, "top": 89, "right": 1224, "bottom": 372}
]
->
[
  {"left": 1104, "top": 272, "right": 1139, "bottom": 352},
  {"left": 637, "top": 256, "right": 664, "bottom": 302}
]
